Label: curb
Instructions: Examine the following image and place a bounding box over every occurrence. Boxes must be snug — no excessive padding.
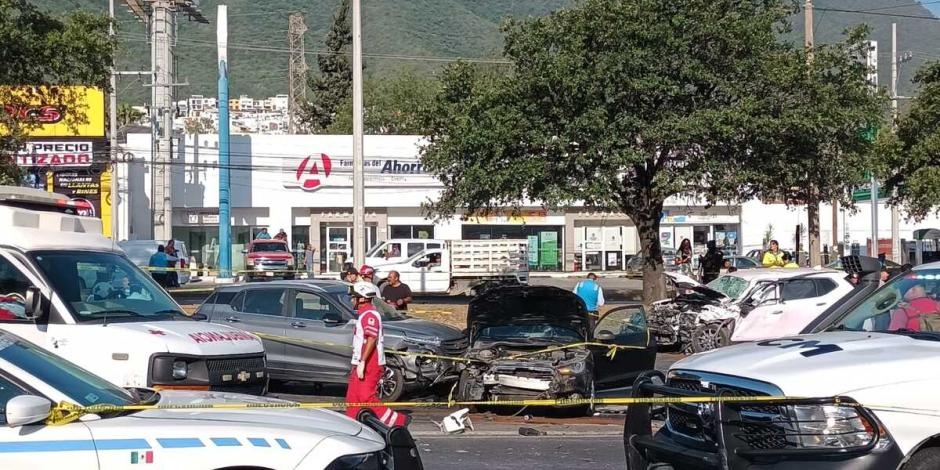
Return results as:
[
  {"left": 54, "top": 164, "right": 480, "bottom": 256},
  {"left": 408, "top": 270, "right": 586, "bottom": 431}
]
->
[{"left": 411, "top": 430, "right": 623, "bottom": 438}]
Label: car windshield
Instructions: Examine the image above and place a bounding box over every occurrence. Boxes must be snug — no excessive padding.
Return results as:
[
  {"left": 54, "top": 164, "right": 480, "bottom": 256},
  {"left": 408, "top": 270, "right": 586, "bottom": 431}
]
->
[
  {"left": 251, "top": 242, "right": 288, "bottom": 253},
  {"left": 832, "top": 269, "right": 940, "bottom": 333},
  {"left": 707, "top": 275, "right": 750, "bottom": 300},
  {"left": 30, "top": 250, "right": 185, "bottom": 323},
  {"left": 365, "top": 242, "right": 386, "bottom": 257},
  {"left": 0, "top": 334, "right": 135, "bottom": 407},
  {"left": 477, "top": 324, "right": 583, "bottom": 344}
]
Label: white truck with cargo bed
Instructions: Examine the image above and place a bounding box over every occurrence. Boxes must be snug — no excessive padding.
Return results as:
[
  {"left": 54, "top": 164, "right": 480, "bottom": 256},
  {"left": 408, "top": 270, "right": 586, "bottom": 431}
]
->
[
  {"left": 371, "top": 239, "right": 529, "bottom": 294},
  {"left": 0, "top": 186, "right": 267, "bottom": 394}
]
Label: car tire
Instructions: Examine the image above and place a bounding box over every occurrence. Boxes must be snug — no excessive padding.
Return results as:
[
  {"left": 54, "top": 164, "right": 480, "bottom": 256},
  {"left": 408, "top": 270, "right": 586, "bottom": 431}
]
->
[
  {"left": 691, "top": 323, "right": 731, "bottom": 353},
  {"left": 378, "top": 366, "right": 405, "bottom": 402},
  {"left": 905, "top": 447, "right": 940, "bottom": 470}
]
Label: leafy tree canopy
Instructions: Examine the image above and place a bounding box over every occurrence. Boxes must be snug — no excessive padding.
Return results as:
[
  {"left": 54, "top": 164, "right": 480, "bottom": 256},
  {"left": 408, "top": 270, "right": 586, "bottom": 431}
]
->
[
  {"left": 419, "top": 0, "right": 885, "bottom": 303},
  {"left": 877, "top": 61, "right": 940, "bottom": 220},
  {"left": 326, "top": 69, "right": 439, "bottom": 134},
  {"left": 301, "top": 0, "right": 353, "bottom": 133},
  {"left": 0, "top": 0, "right": 115, "bottom": 184}
]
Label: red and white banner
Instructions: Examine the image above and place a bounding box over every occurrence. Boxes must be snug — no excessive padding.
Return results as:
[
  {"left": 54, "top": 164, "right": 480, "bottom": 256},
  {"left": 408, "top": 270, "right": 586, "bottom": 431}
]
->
[{"left": 14, "top": 141, "right": 94, "bottom": 167}]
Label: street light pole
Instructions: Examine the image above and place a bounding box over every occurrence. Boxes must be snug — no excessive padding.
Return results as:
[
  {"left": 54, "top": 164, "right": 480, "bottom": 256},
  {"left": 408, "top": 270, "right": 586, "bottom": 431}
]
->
[
  {"left": 352, "top": 0, "right": 365, "bottom": 265},
  {"left": 109, "top": 0, "right": 118, "bottom": 240}
]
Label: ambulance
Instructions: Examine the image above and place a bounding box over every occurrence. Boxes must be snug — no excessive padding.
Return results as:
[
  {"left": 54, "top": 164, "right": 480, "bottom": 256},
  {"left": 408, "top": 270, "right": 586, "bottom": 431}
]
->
[{"left": 0, "top": 186, "right": 267, "bottom": 394}]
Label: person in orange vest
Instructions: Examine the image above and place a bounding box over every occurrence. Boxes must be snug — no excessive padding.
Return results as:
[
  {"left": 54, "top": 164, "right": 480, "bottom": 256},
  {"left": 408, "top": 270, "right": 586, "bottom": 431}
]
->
[{"left": 345, "top": 281, "right": 409, "bottom": 427}]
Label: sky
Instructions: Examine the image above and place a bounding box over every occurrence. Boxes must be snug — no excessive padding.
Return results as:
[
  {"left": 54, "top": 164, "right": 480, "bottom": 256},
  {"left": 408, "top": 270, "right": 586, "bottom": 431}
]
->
[{"left": 925, "top": 2, "right": 940, "bottom": 16}]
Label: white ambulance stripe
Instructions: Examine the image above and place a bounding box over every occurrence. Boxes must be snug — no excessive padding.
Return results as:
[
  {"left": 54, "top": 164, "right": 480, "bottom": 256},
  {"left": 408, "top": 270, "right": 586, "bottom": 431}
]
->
[{"left": 381, "top": 409, "right": 393, "bottom": 422}]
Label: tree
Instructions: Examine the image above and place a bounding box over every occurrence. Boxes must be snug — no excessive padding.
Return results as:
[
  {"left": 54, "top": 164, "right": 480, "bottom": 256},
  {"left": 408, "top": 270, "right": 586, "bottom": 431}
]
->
[
  {"left": 0, "top": 0, "right": 115, "bottom": 185},
  {"left": 876, "top": 62, "right": 940, "bottom": 220},
  {"left": 301, "top": 0, "right": 353, "bottom": 133},
  {"left": 117, "top": 103, "right": 144, "bottom": 127},
  {"left": 326, "top": 69, "right": 440, "bottom": 134},
  {"left": 418, "top": 0, "right": 884, "bottom": 304}
]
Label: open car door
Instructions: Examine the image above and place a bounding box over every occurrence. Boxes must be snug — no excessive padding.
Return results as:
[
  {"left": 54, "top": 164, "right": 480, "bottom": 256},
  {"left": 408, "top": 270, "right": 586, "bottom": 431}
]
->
[{"left": 590, "top": 305, "right": 656, "bottom": 391}]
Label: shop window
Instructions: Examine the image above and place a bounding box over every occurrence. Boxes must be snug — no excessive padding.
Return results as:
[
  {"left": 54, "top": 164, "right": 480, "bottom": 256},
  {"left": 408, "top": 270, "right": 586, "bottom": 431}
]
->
[{"left": 390, "top": 225, "right": 435, "bottom": 239}]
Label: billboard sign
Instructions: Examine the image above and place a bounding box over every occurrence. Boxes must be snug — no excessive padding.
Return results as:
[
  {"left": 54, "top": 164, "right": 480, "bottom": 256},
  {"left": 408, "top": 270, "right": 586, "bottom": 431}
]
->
[
  {"left": 282, "top": 154, "right": 438, "bottom": 191},
  {"left": 0, "top": 86, "right": 105, "bottom": 137},
  {"left": 13, "top": 141, "right": 96, "bottom": 168}
]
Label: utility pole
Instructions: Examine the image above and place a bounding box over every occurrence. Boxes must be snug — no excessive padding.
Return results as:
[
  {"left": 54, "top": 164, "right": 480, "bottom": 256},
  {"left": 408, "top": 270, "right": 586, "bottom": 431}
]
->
[
  {"left": 867, "top": 40, "right": 879, "bottom": 258},
  {"left": 287, "top": 13, "right": 308, "bottom": 134},
  {"left": 352, "top": 0, "right": 365, "bottom": 264},
  {"left": 151, "top": 0, "right": 174, "bottom": 242},
  {"left": 890, "top": 23, "right": 901, "bottom": 263},
  {"left": 805, "top": 0, "right": 822, "bottom": 266},
  {"left": 109, "top": 0, "right": 118, "bottom": 240},
  {"left": 217, "top": 5, "right": 232, "bottom": 282}
]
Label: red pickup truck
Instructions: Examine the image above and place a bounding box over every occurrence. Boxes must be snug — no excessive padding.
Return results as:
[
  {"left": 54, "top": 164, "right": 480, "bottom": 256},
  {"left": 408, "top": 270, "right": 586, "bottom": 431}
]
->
[{"left": 243, "top": 239, "right": 295, "bottom": 280}]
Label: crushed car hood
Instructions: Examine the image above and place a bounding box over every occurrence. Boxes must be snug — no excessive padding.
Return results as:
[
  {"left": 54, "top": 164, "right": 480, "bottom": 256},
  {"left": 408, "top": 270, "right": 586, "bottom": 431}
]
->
[
  {"left": 386, "top": 317, "right": 463, "bottom": 340},
  {"left": 672, "top": 331, "right": 940, "bottom": 397},
  {"left": 467, "top": 285, "right": 590, "bottom": 337}
]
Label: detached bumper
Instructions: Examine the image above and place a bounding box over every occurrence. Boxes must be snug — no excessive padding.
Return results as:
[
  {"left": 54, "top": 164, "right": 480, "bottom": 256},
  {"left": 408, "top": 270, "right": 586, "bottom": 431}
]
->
[{"left": 624, "top": 372, "right": 903, "bottom": 470}]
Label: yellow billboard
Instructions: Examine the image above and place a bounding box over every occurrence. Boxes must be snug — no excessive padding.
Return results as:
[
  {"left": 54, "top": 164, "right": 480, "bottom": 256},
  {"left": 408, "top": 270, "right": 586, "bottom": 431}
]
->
[{"left": 0, "top": 86, "right": 105, "bottom": 137}]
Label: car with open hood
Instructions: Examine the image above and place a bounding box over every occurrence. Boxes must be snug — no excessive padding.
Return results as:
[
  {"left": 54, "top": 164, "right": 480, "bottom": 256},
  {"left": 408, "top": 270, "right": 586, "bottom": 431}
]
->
[
  {"left": 198, "top": 280, "right": 467, "bottom": 401},
  {"left": 0, "top": 329, "right": 422, "bottom": 470},
  {"left": 455, "top": 285, "right": 655, "bottom": 409}
]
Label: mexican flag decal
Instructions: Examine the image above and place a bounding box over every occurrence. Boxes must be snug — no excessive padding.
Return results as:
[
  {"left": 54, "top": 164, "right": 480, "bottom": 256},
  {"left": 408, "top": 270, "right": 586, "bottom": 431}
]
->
[{"left": 130, "top": 450, "right": 154, "bottom": 464}]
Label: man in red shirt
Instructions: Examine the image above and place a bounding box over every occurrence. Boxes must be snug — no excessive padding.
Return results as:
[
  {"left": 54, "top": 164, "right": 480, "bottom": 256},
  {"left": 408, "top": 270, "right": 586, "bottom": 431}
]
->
[
  {"left": 889, "top": 283, "right": 940, "bottom": 331},
  {"left": 345, "top": 281, "right": 409, "bottom": 427}
]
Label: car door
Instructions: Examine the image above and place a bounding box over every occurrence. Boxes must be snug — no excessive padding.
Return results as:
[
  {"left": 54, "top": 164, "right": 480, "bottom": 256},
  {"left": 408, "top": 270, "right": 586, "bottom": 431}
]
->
[
  {"left": 0, "top": 373, "right": 99, "bottom": 469},
  {"left": 282, "top": 289, "right": 355, "bottom": 383},
  {"left": 223, "top": 288, "right": 288, "bottom": 367},
  {"left": 401, "top": 249, "right": 449, "bottom": 294},
  {"left": 736, "top": 279, "right": 821, "bottom": 341},
  {"left": 590, "top": 305, "right": 656, "bottom": 392}
]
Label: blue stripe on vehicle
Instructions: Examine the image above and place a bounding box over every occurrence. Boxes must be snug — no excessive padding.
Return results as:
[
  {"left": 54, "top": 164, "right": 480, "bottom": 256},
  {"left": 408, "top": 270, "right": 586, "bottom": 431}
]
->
[
  {"left": 0, "top": 439, "right": 149, "bottom": 453},
  {"left": 275, "top": 438, "right": 290, "bottom": 449},
  {"left": 157, "top": 438, "right": 205, "bottom": 449},
  {"left": 210, "top": 438, "right": 241, "bottom": 447},
  {"left": 247, "top": 438, "right": 269, "bottom": 448}
]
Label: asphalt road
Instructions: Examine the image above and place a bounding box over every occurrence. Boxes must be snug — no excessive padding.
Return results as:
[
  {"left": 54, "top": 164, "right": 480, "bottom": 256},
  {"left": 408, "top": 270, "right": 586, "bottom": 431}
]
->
[{"left": 417, "top": 435, "right": 625, "bottom": 469}]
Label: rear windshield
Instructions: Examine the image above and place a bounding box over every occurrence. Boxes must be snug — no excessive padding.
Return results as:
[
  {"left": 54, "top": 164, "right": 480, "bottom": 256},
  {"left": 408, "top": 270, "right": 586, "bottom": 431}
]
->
[{"left": 251, "top": 243, "right": 288, "bottom": 253}]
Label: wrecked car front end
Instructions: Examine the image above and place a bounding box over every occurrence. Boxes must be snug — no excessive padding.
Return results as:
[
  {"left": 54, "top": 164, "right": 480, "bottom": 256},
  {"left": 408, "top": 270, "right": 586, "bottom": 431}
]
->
[
  {"left": 648, "top": 280, "right": 738, "bottom": 351},
  {"left": 457, "top": 285, "right": 595, "bottom": 402},
  {"left": 458, "top": 345, "right": 593, "bottom": 401}
]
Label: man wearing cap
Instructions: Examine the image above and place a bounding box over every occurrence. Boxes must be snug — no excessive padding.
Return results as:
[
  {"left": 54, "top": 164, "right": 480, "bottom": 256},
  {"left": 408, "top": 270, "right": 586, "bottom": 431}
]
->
[
  {"left": 345, "top": 281, "right": 408, "bottom": 427},
  {"left": 341, "top": 265, "right": 359, "bottom": 283}
]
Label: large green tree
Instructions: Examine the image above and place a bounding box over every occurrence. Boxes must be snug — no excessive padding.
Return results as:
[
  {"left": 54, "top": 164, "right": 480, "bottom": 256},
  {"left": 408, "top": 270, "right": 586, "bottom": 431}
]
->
[
  {"left": 876, "top": 62, "right": 940, "bottom": 220},
  {"left": 419, "top": 0, "right": 884, "bottom": 304},
  {"left": 301, "top": 0, "right": 353, "bottom": 133},
  {"left": 0, "top": 0, "right": 115, "bottom": 184},
  {"left": 326, "top": 69, "right": 439, "bottom": 134}
]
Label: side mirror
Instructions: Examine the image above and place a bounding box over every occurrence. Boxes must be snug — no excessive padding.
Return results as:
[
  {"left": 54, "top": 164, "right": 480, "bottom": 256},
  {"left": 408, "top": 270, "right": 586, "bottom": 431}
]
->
[
  {"left": 595, "top": 330, "right": 616, "bottom": 342},
  {"left": 23, "top": 286, "right": 44, "bottom": 321},
  {"left": 6, "top": 395, "right": 52, "bottom": 427}
]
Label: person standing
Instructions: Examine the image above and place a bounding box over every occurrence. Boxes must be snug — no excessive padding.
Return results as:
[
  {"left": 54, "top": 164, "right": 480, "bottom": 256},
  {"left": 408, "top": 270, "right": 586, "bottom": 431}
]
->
[
  {"left": 761, "top": 240, "right": 786, "bottom": 268},
  {"left": 573, "top": 273, "right": 605, "bottom": 318},
  {"left": 274, "top": 229, "right": 288, "bottom": 241},
  {"left": 255, "top": 228, "right": 271, "bottom": 240},
  {"left": 341, "top": 265, "right": 360, "bottom": 283},
  {"left": 345, "top": 282, "right": 409, "bottom": 427},
  {"left": 381, "top": 271, "right": 413, "bottom": 311},
  {"left": 699, "top": 241, "right": 724, "bottom": 284},
  {"left": 359, "top": 265, "right": 379, "bottom": 286},
  {"left": 149, "top": 245, "right": 169, "bottom": 287},
  {"left": 304, "top": 244, "right": 315, "bottom": 274},
  {"left": 675, "top": 238, "right": 693, "bottom": 276},
  {"left": 164, "top": 240, "right": 180, "bottom": 288}
]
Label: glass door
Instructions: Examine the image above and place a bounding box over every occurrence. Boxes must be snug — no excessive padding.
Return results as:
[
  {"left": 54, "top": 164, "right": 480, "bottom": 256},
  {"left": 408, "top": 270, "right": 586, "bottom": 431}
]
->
[{"left": 326, "top": 226, "right": 351, "bottom": 273}]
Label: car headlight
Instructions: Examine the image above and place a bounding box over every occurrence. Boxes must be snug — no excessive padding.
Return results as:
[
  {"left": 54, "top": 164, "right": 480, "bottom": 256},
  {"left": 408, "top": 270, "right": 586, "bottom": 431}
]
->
[
  {"left": 784, "top": 405, "right": 881, "bottom": 449},
  {"left": 171, "top": 360, "right": 188, "bottom": 379},
  {"left": 325, "top": 452, "right": 381, "bottom": 470},
  {"left": 402, "top": 335, "right": 441, "bottom": 347},
  {"left": 557, "top": 361, "right": 586, "bottom": 375}
]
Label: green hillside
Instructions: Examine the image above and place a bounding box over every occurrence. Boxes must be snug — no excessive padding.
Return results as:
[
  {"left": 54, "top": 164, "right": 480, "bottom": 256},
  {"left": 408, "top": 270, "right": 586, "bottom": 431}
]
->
[{"left": 34, "top": 1, "right": 940, "bottom": 103}]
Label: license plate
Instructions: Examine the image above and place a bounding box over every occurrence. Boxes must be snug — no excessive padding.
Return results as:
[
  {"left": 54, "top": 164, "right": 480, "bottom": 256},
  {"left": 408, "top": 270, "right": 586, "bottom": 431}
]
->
[{"left": 265, "top": 272, "right": 274, "bottom": 277}]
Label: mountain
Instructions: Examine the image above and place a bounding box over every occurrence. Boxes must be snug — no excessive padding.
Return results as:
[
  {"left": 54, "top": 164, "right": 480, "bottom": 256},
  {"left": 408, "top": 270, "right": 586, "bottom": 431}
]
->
[{"left": 31, "top": 1, "right": 940, "bottom": 104}]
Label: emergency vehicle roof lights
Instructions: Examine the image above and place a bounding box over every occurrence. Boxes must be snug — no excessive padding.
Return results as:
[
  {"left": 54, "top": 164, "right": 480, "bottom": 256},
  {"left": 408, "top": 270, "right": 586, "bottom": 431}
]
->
[{"left": 0, "top": 186, "right": 88, "bottom": 212}]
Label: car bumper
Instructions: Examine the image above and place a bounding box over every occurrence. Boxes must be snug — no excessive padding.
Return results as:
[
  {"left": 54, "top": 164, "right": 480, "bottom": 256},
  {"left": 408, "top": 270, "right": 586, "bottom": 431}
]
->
[
  {"left": 357, "top": 411, "right": 424, "bottom": 470},
  {"left": 624, "top": 372, "right": 903, "bottom": 470},
  {"left": 149, "top": 353, "right": 267, "bottom": 395}
]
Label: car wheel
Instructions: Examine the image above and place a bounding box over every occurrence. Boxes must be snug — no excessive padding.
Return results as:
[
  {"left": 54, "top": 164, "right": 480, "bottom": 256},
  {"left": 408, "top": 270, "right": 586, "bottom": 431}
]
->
[
  {"left": 904, "top": 447, "right": 940, "bottom": 470},
  {"left": 691, "top": 323, "right": 731, "bottom": 353},
  {"left": 378, "top": 366, "right": 405, "bottom": 402}
]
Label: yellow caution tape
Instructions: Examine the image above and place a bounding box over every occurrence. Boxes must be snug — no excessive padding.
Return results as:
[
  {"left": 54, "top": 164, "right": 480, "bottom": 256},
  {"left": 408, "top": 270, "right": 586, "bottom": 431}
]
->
[{"left": 46, "top": 394, "right": 805, "bottom": 427}]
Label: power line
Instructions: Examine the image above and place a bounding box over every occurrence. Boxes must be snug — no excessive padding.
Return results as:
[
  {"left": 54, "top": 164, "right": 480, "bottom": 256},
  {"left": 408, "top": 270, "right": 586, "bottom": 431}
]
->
[
  {"left": 855, "top": 1, "right": 940, "bottom": 13},
  {"left": 813, "top": 7, "right": 940, "bottom": 21}
]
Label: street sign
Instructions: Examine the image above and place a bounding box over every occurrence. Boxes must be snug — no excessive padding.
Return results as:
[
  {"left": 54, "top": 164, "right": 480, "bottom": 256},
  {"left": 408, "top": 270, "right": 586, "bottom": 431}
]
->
[{"left": 852, "top": 187, "right": 887, "bottom": 202}]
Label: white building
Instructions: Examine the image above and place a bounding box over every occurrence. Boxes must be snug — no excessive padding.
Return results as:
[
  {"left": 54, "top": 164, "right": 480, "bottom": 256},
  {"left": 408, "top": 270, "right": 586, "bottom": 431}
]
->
[{"left": 114, "top": 133, "right": 940, "bottom": 274}]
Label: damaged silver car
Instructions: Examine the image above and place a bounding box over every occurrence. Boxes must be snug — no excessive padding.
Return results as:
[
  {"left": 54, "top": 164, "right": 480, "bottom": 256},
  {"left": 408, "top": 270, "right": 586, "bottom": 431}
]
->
[
  {"left": 455, "top": 285, "right": 655, "bottom": 410},
  {"left": 648, "top": 273, "right": 742, "bottom": 353}
]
